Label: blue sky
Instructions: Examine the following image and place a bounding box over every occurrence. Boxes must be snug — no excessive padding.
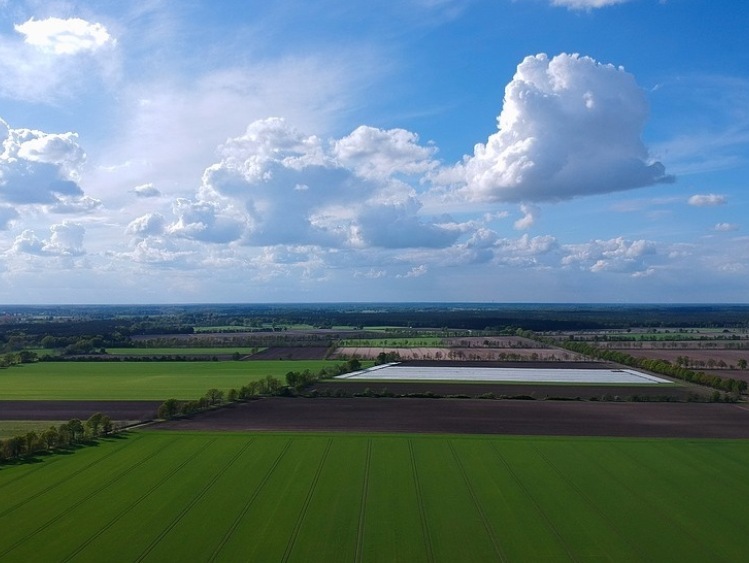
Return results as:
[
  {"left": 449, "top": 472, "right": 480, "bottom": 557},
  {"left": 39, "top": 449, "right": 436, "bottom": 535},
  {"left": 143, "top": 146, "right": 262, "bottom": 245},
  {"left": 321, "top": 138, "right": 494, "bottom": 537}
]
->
[{"left": 0, "top": 0, "right": 747, "bottom": 304}]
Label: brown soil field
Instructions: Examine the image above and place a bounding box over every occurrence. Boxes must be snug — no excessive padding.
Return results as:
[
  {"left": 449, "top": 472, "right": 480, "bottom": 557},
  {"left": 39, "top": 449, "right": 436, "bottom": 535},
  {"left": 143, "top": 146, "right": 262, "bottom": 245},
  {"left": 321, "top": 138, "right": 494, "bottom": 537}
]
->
[
  {"left": 332, "top": 347, "right": 585, "bottom": 361},
  {"left": 247, "top": 346, "right": 330, "bottom": 360},
  {"left": 151, "top": 397, "right": 749, "bottom": 438},
  {"left": 442, "top": 336, "right": 546, "bottom": 348},
  {"left": 0, "top": 401, "right": 160, "bottom": 421},
  {"left": 598, "top": 340, "right": 749, "bottom": 350}
]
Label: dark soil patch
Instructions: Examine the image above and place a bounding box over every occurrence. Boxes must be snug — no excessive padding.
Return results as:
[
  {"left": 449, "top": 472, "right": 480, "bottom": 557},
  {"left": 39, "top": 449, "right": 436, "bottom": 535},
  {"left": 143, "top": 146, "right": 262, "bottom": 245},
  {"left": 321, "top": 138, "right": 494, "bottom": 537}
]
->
[
  {"left": 0, "top": 401, "right": 161, "bottom": 421},
  {"left": 310, "top": 381, "right": 698, "bottom": 400},
  {"left": 151, "top": 398, "right": 749, "bottom": 438}
]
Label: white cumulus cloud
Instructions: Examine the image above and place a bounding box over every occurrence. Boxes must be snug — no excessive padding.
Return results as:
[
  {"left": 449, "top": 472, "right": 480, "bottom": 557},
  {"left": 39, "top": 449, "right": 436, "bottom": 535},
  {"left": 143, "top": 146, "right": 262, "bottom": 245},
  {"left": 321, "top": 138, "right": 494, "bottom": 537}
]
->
[
  {"left": 11, "top": 221, "right": 85, "bottom": 256},
  {"left": 562, "top": 237, "right": 656, "bottom": 274},
  {"left": 514, "top": 204, "right": 539, "bottom": 230},
  {"left": 0, "top": 121, "right": 88, "bottom": 205},
  {"left": 688, "top": 193, "right": 726, "bottom": 206},
  {"left": 550, "top": 0, "right": 632, "bottom": 9},
  {"left": 436, "top": 53, "right": 672, "bottom": 203},
  {"left": 133, "top": 183, "right": 161, "bottom": 198},
  {"left": 14, "top": 17, "right": 114, "bottom": 55},
  {"left": 714, "top": 223, "right": 738, "bottom": 232}
]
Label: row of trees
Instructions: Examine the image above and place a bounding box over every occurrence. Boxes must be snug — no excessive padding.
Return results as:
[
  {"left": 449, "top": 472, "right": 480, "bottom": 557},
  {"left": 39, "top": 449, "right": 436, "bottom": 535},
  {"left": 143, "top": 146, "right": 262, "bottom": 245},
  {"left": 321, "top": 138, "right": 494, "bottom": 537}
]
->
[
  {"left": 156, "top": 362, "right": 362, "bottom": 420},
  {"left": 0, "top": 413, "right": 114, "bottom": 464},
  {"left": 546, "top": 338, "right": 748, "bottom": 395}
]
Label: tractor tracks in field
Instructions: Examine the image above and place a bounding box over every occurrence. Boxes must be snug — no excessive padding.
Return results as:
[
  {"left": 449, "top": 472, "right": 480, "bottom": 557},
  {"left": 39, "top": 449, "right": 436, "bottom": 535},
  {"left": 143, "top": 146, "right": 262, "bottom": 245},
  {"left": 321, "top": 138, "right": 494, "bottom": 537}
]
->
[
  {"left": 408, "top": 439, "right": 435, "bottom": 563},
  {"left": 448, "top": 440, "right": 508, "bottom": 563},
  {"left": 0, "top": 433, "right": 145, "bottom": 517},
  {"left": 0, "top": 435, "right": 168, "bottom": 560},
  {"left": 280, "top": 437, "right": 333, "bottom": 563},
  {"left": 354, "top": 439, "right": 373, "bottom": 563},
  {"left": 208, "top": 439, "right": 293, "bottom": 562},
  {"left": 134, "top": 437, "right": 253, "bottom": 562},
  {"left": 62, "top": 437, "right": 225, "bottom": 562},
  {"left": 490, "top": 442, "right": 579, "bottom": 563}
]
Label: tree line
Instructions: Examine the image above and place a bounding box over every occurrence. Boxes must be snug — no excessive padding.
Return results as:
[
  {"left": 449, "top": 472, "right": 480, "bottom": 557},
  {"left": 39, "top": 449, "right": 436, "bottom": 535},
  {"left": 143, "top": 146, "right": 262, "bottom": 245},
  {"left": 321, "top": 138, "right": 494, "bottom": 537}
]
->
[
  {"left": 156, "top": 361, "right": 361, "bottom": 420},
  {"left": 0, "top": 413, "right": 115, "bottom": 465}
]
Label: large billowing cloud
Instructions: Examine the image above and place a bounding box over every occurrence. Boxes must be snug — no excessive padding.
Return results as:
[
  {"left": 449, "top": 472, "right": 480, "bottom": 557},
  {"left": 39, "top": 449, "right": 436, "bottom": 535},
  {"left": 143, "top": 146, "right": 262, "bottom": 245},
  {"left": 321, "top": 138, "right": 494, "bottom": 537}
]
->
[
  {"left": 0, "top": 121, "right": 88, "bottom": 206},
  {"left": 163, "top": 117, "right": 459, "bottom": 250},
  {"left": 437, "top": 53, "right": 672, "bottom": 203}
]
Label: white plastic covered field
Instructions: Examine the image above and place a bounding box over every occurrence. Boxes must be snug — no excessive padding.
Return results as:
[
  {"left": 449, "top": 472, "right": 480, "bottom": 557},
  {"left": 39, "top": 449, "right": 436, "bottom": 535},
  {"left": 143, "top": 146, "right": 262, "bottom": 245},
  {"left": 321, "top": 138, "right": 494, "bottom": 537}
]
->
[{"left": 336, "top": 363, "right": 671, "bottom": 384}]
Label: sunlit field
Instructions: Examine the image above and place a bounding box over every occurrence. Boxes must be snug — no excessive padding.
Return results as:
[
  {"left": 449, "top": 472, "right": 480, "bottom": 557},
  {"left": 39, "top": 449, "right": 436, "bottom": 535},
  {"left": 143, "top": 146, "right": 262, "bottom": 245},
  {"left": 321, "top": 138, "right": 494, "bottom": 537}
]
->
[
  {"left": 1, "top": 431, "right": 747, "bottom": 562},
  {"left": 0, "top": 361, "right": 339, "bottom": 400}
]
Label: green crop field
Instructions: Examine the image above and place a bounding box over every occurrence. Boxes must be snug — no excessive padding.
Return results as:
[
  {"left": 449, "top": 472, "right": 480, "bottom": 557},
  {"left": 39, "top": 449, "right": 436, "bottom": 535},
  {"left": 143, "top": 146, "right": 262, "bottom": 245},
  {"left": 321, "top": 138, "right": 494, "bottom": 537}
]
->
[
  {"left": 0, "top": 361, "right": 340, "bottom": 400},
  {"left": 1, "top": 431, "right": 747, "bottom": 562}
]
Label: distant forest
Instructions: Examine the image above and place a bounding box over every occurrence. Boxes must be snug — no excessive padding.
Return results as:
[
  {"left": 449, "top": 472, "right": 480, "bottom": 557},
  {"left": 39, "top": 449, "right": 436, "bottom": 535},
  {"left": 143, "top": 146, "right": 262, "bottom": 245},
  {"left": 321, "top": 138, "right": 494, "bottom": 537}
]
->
[{"left": 1, "top": 303, "right": 748, "bottom": 339}]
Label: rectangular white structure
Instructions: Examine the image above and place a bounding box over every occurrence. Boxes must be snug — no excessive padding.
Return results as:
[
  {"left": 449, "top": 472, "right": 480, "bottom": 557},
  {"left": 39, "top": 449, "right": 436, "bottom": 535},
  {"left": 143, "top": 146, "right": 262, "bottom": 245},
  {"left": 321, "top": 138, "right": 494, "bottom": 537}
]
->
[{"left": 336, "top": 364, "right": 671, "bottom": 384}]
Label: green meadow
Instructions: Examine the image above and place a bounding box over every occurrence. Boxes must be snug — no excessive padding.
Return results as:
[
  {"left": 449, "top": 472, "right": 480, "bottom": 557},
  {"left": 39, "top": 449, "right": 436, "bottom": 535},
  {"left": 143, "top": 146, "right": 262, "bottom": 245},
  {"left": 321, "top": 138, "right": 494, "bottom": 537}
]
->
[
  {"left": 0, "top": 361, "right": 338, "bottom": 400},
  {"left": 1, "top": 431, "right": 747, "bottom": 562}
]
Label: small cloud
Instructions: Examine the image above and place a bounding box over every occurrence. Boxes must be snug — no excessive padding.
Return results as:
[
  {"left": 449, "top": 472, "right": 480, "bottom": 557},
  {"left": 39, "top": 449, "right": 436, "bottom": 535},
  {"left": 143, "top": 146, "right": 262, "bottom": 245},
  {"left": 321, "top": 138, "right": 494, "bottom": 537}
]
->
[
  {"left": 688, "top": 194, "right": 726, "bottom": 206},
  {"left": 126, "top": 213, "right": 166, "bottom": 237},
  {"left": 714, "top": 222, "right": 739, "bottom": 232},
  {"left": 514, "top": 204, "right": 539, "bottom": 230},
  {"left": 14, "top": 17, "right": 114, "bottom": 55},
  {"left": 400, "top": 265, "right": 428, "bottom": 278},
  {"left": 550, "top": 0, "right": 632, "bottom": 9},
  {"left": 133, "top": 183, "right": 161, "bottom": 198}
]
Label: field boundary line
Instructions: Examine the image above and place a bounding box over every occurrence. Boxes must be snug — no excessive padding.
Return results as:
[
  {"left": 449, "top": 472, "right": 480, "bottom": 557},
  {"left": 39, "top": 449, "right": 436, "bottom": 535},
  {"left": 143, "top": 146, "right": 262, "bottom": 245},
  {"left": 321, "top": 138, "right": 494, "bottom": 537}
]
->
[
  {"left": 408, "top": 439, "right": 435, "bottom": 563},
  {"left": 354, "top": 439, "right": 373, "bottom": 563},
  {"left": 280, "top": 437, "right": 333, "bottom": 563},
  {"left": 209, "top": 438, "right": 293, "bottom": 562},
  {"left": 532, "top": 445, "right": 646, "bottom": 562},
  {"left": 490, "top": 443, "right": 578, "bottom": 563},
  {"left": 448, "top": 440, "right": 507, "bottom": 562},
  {"left": 0, "top": 433, "right": 145, "bottom": 518},
  {"left": 134, "top": 437, "right": 251, "bottom": 562},
  {"left": 0, "top": 435, "right": 173, "bottom": 560},
  {"left": 61, "top": 437, "right": 237, "bottom": 562}
]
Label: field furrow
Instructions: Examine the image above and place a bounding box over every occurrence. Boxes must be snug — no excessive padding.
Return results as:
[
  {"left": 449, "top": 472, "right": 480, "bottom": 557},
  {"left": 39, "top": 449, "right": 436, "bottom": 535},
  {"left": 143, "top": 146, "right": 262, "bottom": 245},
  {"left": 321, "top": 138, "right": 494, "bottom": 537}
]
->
[
  {"left": 59, "top": 438, "right": 227, "bottom": 563},
  {"left": 0, "top": 433, "right": 146, "bottom": 517},
  {"left": 281, "top": 437, "right": 333, "bottom": 562},
  {"left": 447, "top": 440, "right": 507, "bottom": 562},
  {"left": 1, "top": 432, "right": 748, "bottom": 563},
  {"left": 354, "top": 439, "right": 372, "bottom": 563},
  {"left": 208, "top": 437, "right": 293, "bottom": 562},
  {"left": 489, "top": 441, "right": 576, "bottom": 562},
  {"left": 408, "top": 439, "right": 435, "bottom": 563},
  {"left": 134, "top": 437, "right": 251, "bottom": 562}
]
